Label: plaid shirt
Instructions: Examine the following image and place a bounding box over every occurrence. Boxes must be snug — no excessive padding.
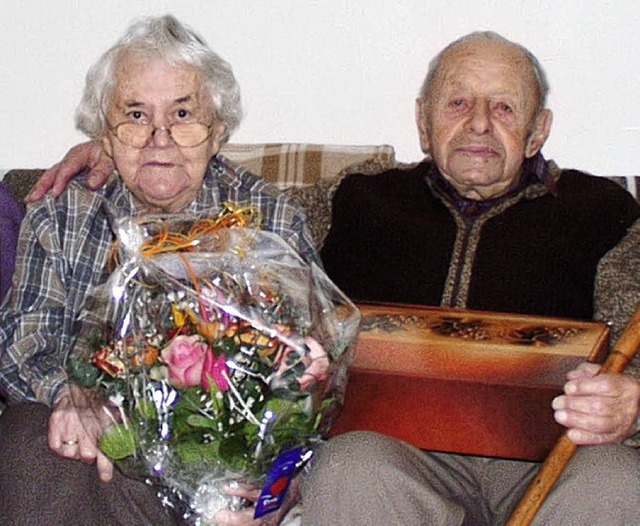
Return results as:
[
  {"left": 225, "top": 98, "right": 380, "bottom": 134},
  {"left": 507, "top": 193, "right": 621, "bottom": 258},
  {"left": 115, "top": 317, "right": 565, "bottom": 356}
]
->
[{"left": 0, "top": 156, "right": 319, "bottom": 406}]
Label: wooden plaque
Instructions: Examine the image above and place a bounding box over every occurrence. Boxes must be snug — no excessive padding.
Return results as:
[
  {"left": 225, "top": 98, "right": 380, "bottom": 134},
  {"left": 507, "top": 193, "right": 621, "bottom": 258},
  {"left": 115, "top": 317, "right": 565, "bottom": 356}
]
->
[{"left": 330, "top": 303, "right": 610, "bottom": 461}]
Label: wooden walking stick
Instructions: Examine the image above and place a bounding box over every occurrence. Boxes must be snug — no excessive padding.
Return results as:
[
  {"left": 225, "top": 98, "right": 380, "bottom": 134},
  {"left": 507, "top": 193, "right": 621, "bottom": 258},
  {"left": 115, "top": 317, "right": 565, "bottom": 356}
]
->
[{"left": 506, "top": 304, "right": 640, "bottom": 526}]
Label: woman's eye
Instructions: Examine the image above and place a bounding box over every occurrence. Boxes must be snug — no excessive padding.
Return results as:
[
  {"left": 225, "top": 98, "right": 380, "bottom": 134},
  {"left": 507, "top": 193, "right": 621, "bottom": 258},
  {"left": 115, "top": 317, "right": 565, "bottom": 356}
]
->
[{"left": 126, "top": 110, "right": 146, "bottom": 122}]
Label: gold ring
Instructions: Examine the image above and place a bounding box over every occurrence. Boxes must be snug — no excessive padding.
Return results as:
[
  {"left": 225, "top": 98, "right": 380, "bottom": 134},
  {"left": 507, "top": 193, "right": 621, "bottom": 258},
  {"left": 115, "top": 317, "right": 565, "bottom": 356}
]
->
[{"left": 62, "top": 439, "right": 79, "bottom": 446}]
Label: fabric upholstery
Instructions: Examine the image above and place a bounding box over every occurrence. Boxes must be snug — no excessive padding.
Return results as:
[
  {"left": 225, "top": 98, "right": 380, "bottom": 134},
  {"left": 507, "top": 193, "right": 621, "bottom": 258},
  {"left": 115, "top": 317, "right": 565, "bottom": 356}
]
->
[
  {"left": 220, "top": 142, "right": 396, "bottom": 188},
  {"left": 0, "top": 182, "right": 25, "bottom": 301}
]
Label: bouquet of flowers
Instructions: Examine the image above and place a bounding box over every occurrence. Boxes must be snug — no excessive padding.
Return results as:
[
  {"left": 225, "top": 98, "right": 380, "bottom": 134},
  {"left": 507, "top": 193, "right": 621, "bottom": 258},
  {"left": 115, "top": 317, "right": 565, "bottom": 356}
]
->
[{"left": 68, "top": 205, "right": 360, "bottom": 524}]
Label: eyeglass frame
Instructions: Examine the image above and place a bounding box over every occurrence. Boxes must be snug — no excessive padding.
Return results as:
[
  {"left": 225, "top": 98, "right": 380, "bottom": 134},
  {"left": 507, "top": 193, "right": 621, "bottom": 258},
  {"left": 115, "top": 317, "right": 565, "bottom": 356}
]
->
[{"left": 105, "top": 117, "right": 216, "bottom": 149}]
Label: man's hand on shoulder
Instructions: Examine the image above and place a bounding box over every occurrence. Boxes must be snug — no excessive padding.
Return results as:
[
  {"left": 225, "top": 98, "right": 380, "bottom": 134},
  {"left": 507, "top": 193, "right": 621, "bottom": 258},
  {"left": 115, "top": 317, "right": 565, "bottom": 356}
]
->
[{"left": 25, "top": 141, "right": 114, "bottom": 203}]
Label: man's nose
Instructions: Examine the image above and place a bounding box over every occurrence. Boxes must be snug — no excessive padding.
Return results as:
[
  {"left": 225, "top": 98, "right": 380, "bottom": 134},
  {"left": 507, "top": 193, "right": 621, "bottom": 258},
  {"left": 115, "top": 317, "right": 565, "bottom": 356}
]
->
[{"left": 467, "top": 101, "right": 492, "bottom": 134}]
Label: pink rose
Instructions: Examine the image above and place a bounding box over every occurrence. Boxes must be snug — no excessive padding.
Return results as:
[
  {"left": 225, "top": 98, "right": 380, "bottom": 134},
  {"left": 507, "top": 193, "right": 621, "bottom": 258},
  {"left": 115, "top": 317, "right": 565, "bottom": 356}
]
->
[
  {"left": 298, "top": 337, "right": 329, "bottom": 390},
  {"left": 161, "top": 335, "right": 208, "bottom": 388},
  {"left": 201, "top": 350, "right": 230, "bottom": 392},
  {"left": 273, "top": 337, "right": 329, "bottom": 391}
]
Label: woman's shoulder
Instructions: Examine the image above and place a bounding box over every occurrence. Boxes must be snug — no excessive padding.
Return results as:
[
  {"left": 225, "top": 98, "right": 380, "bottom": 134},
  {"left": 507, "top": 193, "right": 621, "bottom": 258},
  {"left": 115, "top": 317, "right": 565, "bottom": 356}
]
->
[{"left": 24, "top": 175, "right": 115, "bottom": 227}]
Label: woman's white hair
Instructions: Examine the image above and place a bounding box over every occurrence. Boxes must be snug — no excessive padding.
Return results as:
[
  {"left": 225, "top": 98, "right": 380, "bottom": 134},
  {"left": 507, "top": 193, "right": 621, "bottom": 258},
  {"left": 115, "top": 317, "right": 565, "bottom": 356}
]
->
[
  {"left": 75, "top": 14, "right": 242, "bottom": 144},
  {"left": 418, "top": 31, "right": 549, "bottom": 115}
]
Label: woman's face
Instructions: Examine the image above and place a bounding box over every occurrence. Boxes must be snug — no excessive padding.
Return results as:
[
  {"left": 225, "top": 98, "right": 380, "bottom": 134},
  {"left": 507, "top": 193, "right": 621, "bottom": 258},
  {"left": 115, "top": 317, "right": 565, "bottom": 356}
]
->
[{"left": 102, "top": 55, "right": 226, "bottom": 213}]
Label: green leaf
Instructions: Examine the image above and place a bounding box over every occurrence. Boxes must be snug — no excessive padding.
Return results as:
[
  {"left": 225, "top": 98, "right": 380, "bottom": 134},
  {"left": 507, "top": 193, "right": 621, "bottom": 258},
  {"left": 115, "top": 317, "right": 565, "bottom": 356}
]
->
[
  {"left": 67, "top": 354, "right": 100, "bottom": 388},
  {"left": 136, "top": 398, "right": 158, "bottom": 420},
  {"left": 186, "top": 413, "right": 217, "bottom": 430},
  {"left": 216, "top": 337, "right": 239, "bottom": 355},
  {"left": 176, "top": 440, "right": 220, "bottom": 463},
  {"left": 263, "top": 397, "right": 300, "bottom": 418},
  {"left": 99, "top": 423, "right": 137, "bottom": 460},
  {"left": 219, "top": 435, "right": 249, "bottom": 469}
]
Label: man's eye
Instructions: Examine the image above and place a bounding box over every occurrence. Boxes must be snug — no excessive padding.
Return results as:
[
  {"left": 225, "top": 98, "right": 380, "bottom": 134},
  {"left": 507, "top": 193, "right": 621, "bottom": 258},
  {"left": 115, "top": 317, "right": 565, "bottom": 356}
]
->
[
  {"left": 176, "top": 108, "right": 190, "bottom": 119},
  {"left": 497, "top": 103, "right": 513, "bottom": 113},
  {"left": 448, "top": 99, "right": 469, "bottom": 112}
]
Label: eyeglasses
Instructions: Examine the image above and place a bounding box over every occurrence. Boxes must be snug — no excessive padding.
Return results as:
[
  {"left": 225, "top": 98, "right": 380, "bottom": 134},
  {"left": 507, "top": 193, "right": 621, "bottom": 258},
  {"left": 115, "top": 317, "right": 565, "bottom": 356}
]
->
[{"left": 107, "top": 121, "right": 215, "bottom": 149}]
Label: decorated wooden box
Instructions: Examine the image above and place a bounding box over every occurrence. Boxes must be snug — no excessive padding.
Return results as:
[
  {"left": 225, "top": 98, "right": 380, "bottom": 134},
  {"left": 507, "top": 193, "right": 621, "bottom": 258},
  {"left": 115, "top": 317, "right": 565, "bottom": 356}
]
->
[{"left": 330, "top": 303, "right": 610, "bottom": 461}]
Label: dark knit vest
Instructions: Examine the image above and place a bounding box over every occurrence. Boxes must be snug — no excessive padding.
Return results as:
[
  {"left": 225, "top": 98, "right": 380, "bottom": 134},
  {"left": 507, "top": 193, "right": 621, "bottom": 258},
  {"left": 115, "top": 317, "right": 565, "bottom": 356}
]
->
[{"left": 321, "top": 161, "right": 640, "bottom": 320}]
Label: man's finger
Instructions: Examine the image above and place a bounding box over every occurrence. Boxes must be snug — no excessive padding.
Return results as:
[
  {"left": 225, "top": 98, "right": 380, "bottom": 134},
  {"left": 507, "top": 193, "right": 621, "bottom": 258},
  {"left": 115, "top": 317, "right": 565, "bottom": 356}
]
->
[
  {"left": 87, "top": 161, "right": 113, "bottom": 189},
  {"left": 25, "top": 166, "right": 60, "bottom": 203}
]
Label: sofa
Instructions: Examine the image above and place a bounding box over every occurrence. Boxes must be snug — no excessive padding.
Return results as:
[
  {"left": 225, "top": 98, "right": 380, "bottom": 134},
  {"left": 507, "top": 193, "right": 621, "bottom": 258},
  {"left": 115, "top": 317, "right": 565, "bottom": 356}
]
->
[
  {"left": 4, "top": 142, "right": 640, "bottom": 247},
  {"left": 2, "top": 143, "right": 640, "bottom": 523}
]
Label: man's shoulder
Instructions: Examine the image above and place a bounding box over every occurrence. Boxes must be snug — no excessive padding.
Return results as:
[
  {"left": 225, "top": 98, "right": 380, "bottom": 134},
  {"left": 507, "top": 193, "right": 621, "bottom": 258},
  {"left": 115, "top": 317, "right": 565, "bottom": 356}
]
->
[{"left": 557, "top": 169, "right": 639, "bottom": 209}]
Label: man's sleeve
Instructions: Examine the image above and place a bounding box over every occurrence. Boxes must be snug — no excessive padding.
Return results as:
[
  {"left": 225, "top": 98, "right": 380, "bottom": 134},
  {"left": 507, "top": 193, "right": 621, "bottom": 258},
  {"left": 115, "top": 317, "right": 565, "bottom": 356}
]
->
[{"left": 594, "top": 218, "right": 640, "bottom": 353}]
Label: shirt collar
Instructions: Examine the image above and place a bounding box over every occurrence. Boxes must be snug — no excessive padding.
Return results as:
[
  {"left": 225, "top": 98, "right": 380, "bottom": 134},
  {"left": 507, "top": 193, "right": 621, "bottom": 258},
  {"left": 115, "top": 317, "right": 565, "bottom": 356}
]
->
[{"left": 425, "top": 152, "right": 556, "bottom": 218}]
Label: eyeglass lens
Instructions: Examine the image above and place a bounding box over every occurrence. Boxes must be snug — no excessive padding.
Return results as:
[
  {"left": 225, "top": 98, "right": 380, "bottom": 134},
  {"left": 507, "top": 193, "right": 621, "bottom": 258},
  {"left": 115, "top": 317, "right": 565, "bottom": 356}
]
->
[{"left": 116, "top": 123, "right": 210, "bottom": 148}]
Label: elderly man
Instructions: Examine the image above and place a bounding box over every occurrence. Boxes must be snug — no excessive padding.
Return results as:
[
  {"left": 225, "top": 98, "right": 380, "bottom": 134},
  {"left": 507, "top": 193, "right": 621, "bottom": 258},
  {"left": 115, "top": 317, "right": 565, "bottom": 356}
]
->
[
  {"left": 312, "top": 32, "right": 640, "bottom": 525},
  {"left": 25, "top": 31, "right": 640, "bottom": 525}
]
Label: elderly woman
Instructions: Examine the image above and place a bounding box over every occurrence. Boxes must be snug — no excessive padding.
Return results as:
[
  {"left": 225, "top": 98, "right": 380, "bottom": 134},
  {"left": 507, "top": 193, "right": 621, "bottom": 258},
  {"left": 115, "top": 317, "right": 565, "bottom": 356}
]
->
[{"left": 0, "top": 15, "right": 314, "bottom": 525}]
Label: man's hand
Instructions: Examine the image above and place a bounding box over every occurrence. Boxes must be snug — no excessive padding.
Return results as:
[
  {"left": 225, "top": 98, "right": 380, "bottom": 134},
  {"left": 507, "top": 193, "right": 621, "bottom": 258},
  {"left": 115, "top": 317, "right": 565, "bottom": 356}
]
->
[
  {"left": 214, "top": 477, "right": 301, "bottom": 526},
  {"left": 25, "top": 141, "right": 114, "bottom": 203},
  {"left": 552, "top": 362, "right": 640, "bottom": 444},
  {"left": 48, "top": 384, "right": 115, "bottom": 482}
]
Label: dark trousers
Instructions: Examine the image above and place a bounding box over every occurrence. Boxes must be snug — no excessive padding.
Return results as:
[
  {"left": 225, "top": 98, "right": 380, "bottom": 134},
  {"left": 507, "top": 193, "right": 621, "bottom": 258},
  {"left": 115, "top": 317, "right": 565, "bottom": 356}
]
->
[{"left": 0, "top": 403, "right": 180, "bottom": 526}]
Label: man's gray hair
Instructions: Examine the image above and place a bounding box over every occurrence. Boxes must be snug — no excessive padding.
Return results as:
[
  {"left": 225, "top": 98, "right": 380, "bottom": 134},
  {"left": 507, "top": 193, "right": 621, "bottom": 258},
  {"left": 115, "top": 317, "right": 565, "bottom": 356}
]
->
[
  {"left": 75, "top": 14, "right": 242, "bottom": 144},
  {"left": 418, "top": 31, "right": 549, "bottom": 113}
]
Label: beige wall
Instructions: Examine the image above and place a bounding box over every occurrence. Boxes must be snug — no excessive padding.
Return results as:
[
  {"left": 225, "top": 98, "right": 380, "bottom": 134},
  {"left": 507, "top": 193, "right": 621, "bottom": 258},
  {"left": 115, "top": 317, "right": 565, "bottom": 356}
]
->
[{"left": 1, "top": 0, "right": 639, "bottom": 174}]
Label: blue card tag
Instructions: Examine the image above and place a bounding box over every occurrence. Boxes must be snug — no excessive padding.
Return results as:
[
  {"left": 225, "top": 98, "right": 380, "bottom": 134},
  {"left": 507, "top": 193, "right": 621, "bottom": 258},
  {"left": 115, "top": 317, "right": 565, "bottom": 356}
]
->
[{"left": 254, "top": 447, "right": 313, "bottom": 519}]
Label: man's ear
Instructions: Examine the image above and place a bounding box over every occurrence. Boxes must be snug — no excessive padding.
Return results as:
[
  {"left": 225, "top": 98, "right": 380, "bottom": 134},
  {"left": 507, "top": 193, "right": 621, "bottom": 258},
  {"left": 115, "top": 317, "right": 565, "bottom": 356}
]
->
[
  {"left": 415, "top": 98, "right": 431, "bottom": 154},
  {"left": 525, "top": 109, "right": 553, "bottom": 158}
]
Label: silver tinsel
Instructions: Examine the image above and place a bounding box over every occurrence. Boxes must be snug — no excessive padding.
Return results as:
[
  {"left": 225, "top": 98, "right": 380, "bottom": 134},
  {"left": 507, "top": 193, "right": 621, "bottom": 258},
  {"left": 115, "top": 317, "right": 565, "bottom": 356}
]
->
[{"left": 190, "top": 476, "right": 247, "bottom": 525}]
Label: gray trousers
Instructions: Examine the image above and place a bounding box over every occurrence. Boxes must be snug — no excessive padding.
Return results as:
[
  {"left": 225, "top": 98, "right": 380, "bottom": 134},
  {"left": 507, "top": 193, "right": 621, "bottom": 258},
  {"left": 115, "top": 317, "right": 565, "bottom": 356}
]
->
[
  {"left": 0, "top": 402, "right": 181, "bottom": 526},
  {"left": 301, "top": 431, "right": 640, "bottom": 526}
]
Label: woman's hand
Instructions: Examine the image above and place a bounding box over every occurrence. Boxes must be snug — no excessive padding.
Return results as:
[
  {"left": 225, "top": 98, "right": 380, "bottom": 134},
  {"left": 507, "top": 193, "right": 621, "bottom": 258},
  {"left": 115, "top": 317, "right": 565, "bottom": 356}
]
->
[
  {"left": 552, "top": 362, "right": 640, "bottom": 444},
  {"left": 214, "top": 477, "right": 301, "bottom": 526},
  {"left": 25, "top": 141, "right": 114, "bottom": 203},
  {"left": 48, "top": 383, "right": 115, "bottom": 482}
]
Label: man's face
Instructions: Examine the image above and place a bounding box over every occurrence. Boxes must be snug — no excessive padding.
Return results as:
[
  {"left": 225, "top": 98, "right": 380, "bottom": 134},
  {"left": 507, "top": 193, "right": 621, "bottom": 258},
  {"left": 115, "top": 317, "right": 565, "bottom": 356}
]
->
[{"left": 417, "top": 39, "right": 551, "bottom": 200}]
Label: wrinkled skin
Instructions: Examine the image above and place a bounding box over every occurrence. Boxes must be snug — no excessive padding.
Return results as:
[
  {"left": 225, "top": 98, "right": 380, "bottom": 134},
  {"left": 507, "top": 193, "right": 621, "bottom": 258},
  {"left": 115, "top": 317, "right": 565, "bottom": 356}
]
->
[
  {"left": 416, "top": 38, "right": 552, "bottom": 200},
  {"left": 552, "top": 362, "right": 640, "bottom": 444},
  {"left": 49, "top": 384, "right": 115, "bottom": 482}
]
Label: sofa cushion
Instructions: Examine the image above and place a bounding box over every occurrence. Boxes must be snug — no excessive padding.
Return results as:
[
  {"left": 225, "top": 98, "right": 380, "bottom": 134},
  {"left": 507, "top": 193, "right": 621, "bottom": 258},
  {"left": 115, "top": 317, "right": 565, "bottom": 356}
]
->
[
  {"left": 220, "top": 142, "right": 396, "bottom": 188},
  {"left": 2, "top": 169, "right": 42, "bottom": 204}
]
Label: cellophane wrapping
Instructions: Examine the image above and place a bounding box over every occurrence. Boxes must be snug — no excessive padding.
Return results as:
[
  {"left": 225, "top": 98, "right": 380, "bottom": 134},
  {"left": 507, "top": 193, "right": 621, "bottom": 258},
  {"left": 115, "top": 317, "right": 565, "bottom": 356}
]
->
[{"left": 68, "top": 210, "right": 360, "bottom": 524}]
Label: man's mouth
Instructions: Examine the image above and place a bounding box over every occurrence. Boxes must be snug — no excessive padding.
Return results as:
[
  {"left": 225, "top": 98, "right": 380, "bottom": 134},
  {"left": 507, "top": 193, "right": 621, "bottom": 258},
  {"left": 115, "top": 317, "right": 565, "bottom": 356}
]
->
[{"left": 458, "top": 145, "right": 498, "bottom": 158}]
